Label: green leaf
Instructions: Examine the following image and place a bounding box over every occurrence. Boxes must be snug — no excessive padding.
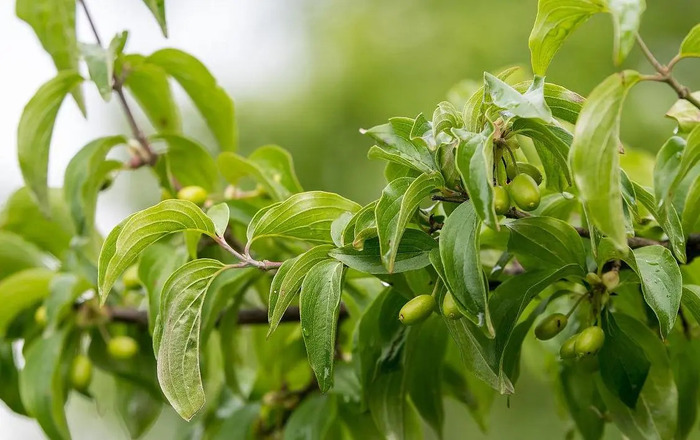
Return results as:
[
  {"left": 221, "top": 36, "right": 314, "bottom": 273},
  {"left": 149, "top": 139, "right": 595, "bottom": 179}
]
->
[
  {"left": 17, "top": 71, "right": 83, "bottom": 215},
  {"left": 140, "top": 0, "right": 167, "bottom": 36},
  {"left": 505, "top": 217, "right": 586, "bottom": 272},
  {"left": 439, "top": 201, "right": 492, "bottom": 335},
  {"left": 376, "top": 173, "right": 443, "bottom": 272},
  {"left": 122, "top": 54, "right": 180, "bottom": 132},
  {"left": 44, "top": 274, "right": 87, "bottom": 333},
  {"left": 463, "top": 67, "right": 522, "bottom": 131},
  {"left": 569, "top": 70, "right": 641, "bottom": 250},
  {"left": 64, "top": 136, "right": 126, "bottom": 235},
  {"left": 433, "top": 101, "right": 464, "bottom": 136},
  {"left": 511, "top": 118, "right": 572, "bottom": 186},
  {"left": 98, "top": 200, "right": 217, "bottom": 302},
  {"left": 19, "top": 327, "right": 73, "bottom": 440},
  {"left": 0, "top": 343, "right": 26, "bottom": 415},
  {"left": 679, "top": 23, "right": 700, "bottom": 58},
  {"left": 246, "top": 191, "right": 360, "bottom": 245},
  {"left": 152, "top": 134, "right": 219, "bottom": 192},
  {"left": 597, "top": 314, "right": 677, "bottom": 440},
  {"left": 207, "top": 203, "right": 230, "bottom": 237},
  {"left": 363, "top": 117, "right": 436, "bottom": 174},
  {"left": 345, "top": 201, "right": 378, "bottom": 248},
  {"left": 633, "top": 246, "right": 682, "bottom": 338},
  {"left": 268, "top": 245, "right": 333, "bottom": 336},
  {"left": 599, "top": 311, "right": 651, "bottom": 408},
  {"left": 218, "top": 145, "right": 303, "bottom": 201},
  {"left": 454, "top": 123, "right": 498, "bottom": 229},
  {"left": 560, "top": 362, "right": 606, "bottom": 440},
  {"left": 299, "top": 260, "right": 344, "bottom": 392},
  {"left": 666, "top": 92, "right": 700, "bottom": 134},
  {"left": 0, "top": 231, "right": 54, "bottom": 281},
  {"left": 513, "top": 81, "right": 585, "bottom": 124},
  {"left": 0, "top": 188, "right": 76, "bottom": 258},
  {"left": 138, "top": 243, "right": 189, "bottom": 334},
  {"left": 606, "top": 0, "right": 646, "bottom": 65},
  {"left": 682, "top": 176, "right": 700, "bottom": 235},
  {"left": 330, "top": 229, "right": 436, "bottom": 275},
  {"left": 0, "top": 269, "right": 55, "bottom": 337},
  {"left": 672, "top": 125, "right": 700, "bottom": 198},
  {"left": 654, "top": 136, "right": 686, "bottom": 208},
  {"left": 80, "top": 32, "right": 128, "bottom": 101},
  {"left": 669, "top": 336, "right": 700, "bottom": 440},
  {"left": 483, "top": 74, "right": 553, "bottom": 123},
  {"left": 154, "top": 259, "right": 225, "bottom": 420},
  {"left": 283, "top": 394, "right": 338, "bottom": 440},
  {"left": 16, "top": 0, "right": 83, "bottom": 111},
  {"left": 148, "top": 48, "right": 236, "bottom": 151},
  {"left": 405, "top": 317, "right": 447, "bottom": 437},
  {"left": 682, "top": 285, "right": 700, "bottom": 325},
  {"left": 529, "top": 0, "right": 605, "bottom": 75},
  {"left": 114, "top": 379, "right": 162, "bottom": 439},
  {"left": 631, "top": 183, "right": 686, "bottom": 263}
]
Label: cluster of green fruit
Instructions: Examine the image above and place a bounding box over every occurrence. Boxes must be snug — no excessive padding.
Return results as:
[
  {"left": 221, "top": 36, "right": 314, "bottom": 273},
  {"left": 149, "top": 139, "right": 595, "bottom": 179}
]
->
[
  {"left": 398, "top": 291, "right": 462, "bottom": 325},
  {"left": 493, "top": 161, "right": 543, "bottom": 215}
]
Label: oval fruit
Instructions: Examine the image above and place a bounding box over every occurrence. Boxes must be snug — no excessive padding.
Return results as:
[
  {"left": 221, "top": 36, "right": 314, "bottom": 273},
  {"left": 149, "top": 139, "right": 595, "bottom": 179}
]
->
[
  {"left": 399, "top": 295, "right": 436, "bottom": 325},
  {"left": 442, "top": 292, "right": 461, "bottom": 320},
  {"left": 123, "top": 265, "right": 141, "bottom": 290},
  {"left": 534, "top": 313, "right": 568, "bottom": 340},
  {"left": 560, "top": 335, "right": 578, "bottom": 359},
  {"left": 575, "top": 326, "right": 605, "bottom": 357},
  {"left": 34, "top": 306, "right": 47, "bottom": 326},
  {"left": 70, "top": 355, "right": 93, "bottom": 391},
  {"left": 107, "top": 336, "right": 139, "bottom": 360},
  {"left": 177, "top": 186, "right": 208, "bottom": 205},
  {"left": 515, "top": 162, "right": 543, "bottom": 185},
  {"left": 508, "top": 174, "right": 541, "bottom": 211},
  {"left": 601, "top": 271, "right": 620, "bottom": 291},
  {"left": 493, "top": 186, "right": 511, "bottom": 215}
]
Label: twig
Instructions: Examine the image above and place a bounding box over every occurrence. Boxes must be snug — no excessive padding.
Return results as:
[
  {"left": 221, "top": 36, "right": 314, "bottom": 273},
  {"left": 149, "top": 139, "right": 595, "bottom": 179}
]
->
[
  {"left": 636, "top": 34, "right": 700, "bottom": 110},
  {"left": 78, "top": 0, "right": 157, "bottom": 165}
]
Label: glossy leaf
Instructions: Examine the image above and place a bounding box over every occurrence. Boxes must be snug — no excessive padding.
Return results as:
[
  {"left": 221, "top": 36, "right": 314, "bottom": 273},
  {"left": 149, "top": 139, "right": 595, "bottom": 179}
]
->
[
  {"left": 599, "top": 311, "right": 651, "bottom": 408},
  {"left": 633, "top": 246, "right": 682, "bottom": 338},
  {"left": 682, "top": 174, "right": 700, "bottom": 235},
  {"left": 511, "top": 118, "right": 572, "bottom": 186},
  {"left": 560, "top": 363, "right": 606, "bottom": 440},
  {"left": 330, "top": 229, "right": 436, "bottom": 275},
  {"left": 268, "top": 245, "right": 333, "bottom": 336},
  {"left": 513, "top": 81, "right": 585, "bottom": 124},
  {"left": 43, "top": 274, "right": 86, "bottom": 333},
  {"left": 80, "top": 32, "right": 127, "bottom": 101},
  {"left": 632, "top": 183, "right": 686, "bottom": 263},
  {"left": 569, "top": 71, "right": 641, "bottom": 250},
  {"left": 19, "top": 328, "right": 73, "bottom": 440},
  {"left": 122, "top": 54, "right": 180, "bottom": 132},
  {"left": 505, "top": 217, "right": 586, "bottom": 272},
  {"left": 154, "top": 259, "right": 225, "bottom": 420},
  {"left": 284, "top": 394, "right": 338, "bottom": 440},
  {"left": 483, "top": 73, "right": 553, "bottom": 123},
  {"left": 653, "top": 136, "right": 686, "bottom": 207},
  {"left": 64, "top": 136, "right": 126, "bottom": 235},
  {"left": 98, "top": 200, "right": 217, "bottom": 301},
  {"left": 115, "top": 380, "right": 162, "bottom": 439},
  {"left": 679, "top": 23, "right": 700, "bottom": 58},
  {"left": 0, "top": 231, "right": 53, "bottom": 281},
  {"left": 439, "top": 201, "right": 492, "bottom": 334},
  {"left": 529, "top": 0, "right": 604, "bottom": 75},
  {"left": 0, "top": 269, "right": 55, "bottom": 337},
  {"left": 0, "top": 343, "right": 25, "bottom": 415},
  {"left": 17, "top": 71, "right": 83, "bottom": 214},
  {"left": 246, "top": 191, "right": 360, "bottom": 245},
  {"left": 153, "top": 134, "right": 219, "bottom": 191},
  {"left": 148, "top": 48, "right": 236, "bottom": 151},
  {"left": 363, "top": 117, "right": 436, "bottom": 174},
  {"left": 666, "top": 92, "right": 700, "bottom": 134},
  {"left": 207, "top": 203, "right": 230, "bottom": 237},
  {"left": 682, "top": 285, "right": 700, "bottom": 325},
  {"left": 463, "top": 67, "right": 522, "bottom": 131},
  {"left": 606, "top": 0, "right": 646, "bottom": 65},
  {"left": 376, "top": 172, "right": 443, "bottom": 272},
  {"left": 218, "top": 145, "right": 303, "bottom": 201},
  {"left": 454, "top": 123, "right": 498, "bottom": 229},
  {"left": 299, "top": 260, "right": 344, "bottom": 392},
  {"left": 16, "top": 0, "right": 83, "bottom": 110},
  {"left": 140, "top": 0, "right": 167, "bottom": 36}
]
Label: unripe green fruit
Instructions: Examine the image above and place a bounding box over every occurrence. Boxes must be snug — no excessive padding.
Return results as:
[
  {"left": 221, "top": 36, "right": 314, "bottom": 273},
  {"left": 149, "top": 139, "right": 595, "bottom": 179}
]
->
[
  {"left": 161, "top": 188, "right": 174, "bottom": 201},
  {"left": 575, "top": 326, "right": 605, "bottom": 357},
  {"left": 399, "top": 295, "right": 436, "bottom": 325},
  {"left": 505, "top": 162, "right": 542, "bottom": 185},
  {"left": 442, "top": 292, "right": 461, "bottom": 320},
  {"left": 601, "top": 271, "right": 620, "bottom": 291},
  {"left": 508, "top": 174, "right": 541, "bottom": 211},
  {"left": 107, "top": 336, "right": 139, "bottom": 360},
  {"left": 493, "top": 186, "right": 511, "bottom": 215},
  {"left": 70, "top": 355, "right": 93, "bottom": 391},
  {"left": 585, "top": 272, "right": 601, "bottom": 285},
  {"left": 534, "top": 313, "right": 568, "bottom": 340},
  {"left": 123, "top": 265, "right": 141, "bottom": 290},
  {"left": 560, "top": 335, "right": 578, "bottom": 359},
  {"left": 177, "top": 186, "right": 208, "bottom": 205},
  {"left": 34, "top": 306, "right": 47, "bottom": 326}
]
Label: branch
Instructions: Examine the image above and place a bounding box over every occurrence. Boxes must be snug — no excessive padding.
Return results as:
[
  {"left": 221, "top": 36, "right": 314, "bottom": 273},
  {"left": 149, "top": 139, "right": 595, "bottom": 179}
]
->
[
  {"left": 78, "top": 0, "right": 157, "bottom": 165},
  {"left": 636, "top": 34, "right": 700, "bottom": 110},
  {"left": 106, "top": 304, "right": 349, "bottom": 327}
]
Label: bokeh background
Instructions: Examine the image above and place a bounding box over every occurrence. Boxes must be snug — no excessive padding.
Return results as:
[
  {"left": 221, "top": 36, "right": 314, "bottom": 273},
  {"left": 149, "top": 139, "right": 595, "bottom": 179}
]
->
[{"left": 1, "top": 0, "right": 699, "bottom": 438}]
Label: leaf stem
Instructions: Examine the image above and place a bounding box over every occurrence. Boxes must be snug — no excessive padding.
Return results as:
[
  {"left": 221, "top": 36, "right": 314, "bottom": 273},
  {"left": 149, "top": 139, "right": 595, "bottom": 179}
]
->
[
  {"left": 635, "top": 34, "right": 700, "bottom": 110},
  {"left": 214, "top": 235, "right": 283, "bottom": 270}
]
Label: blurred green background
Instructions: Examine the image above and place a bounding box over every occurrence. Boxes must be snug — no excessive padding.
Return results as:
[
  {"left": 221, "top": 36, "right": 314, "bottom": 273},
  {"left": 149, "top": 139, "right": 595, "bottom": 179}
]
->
[{"left": 2, "top": 0, "right": 700, "bottom": 438}]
